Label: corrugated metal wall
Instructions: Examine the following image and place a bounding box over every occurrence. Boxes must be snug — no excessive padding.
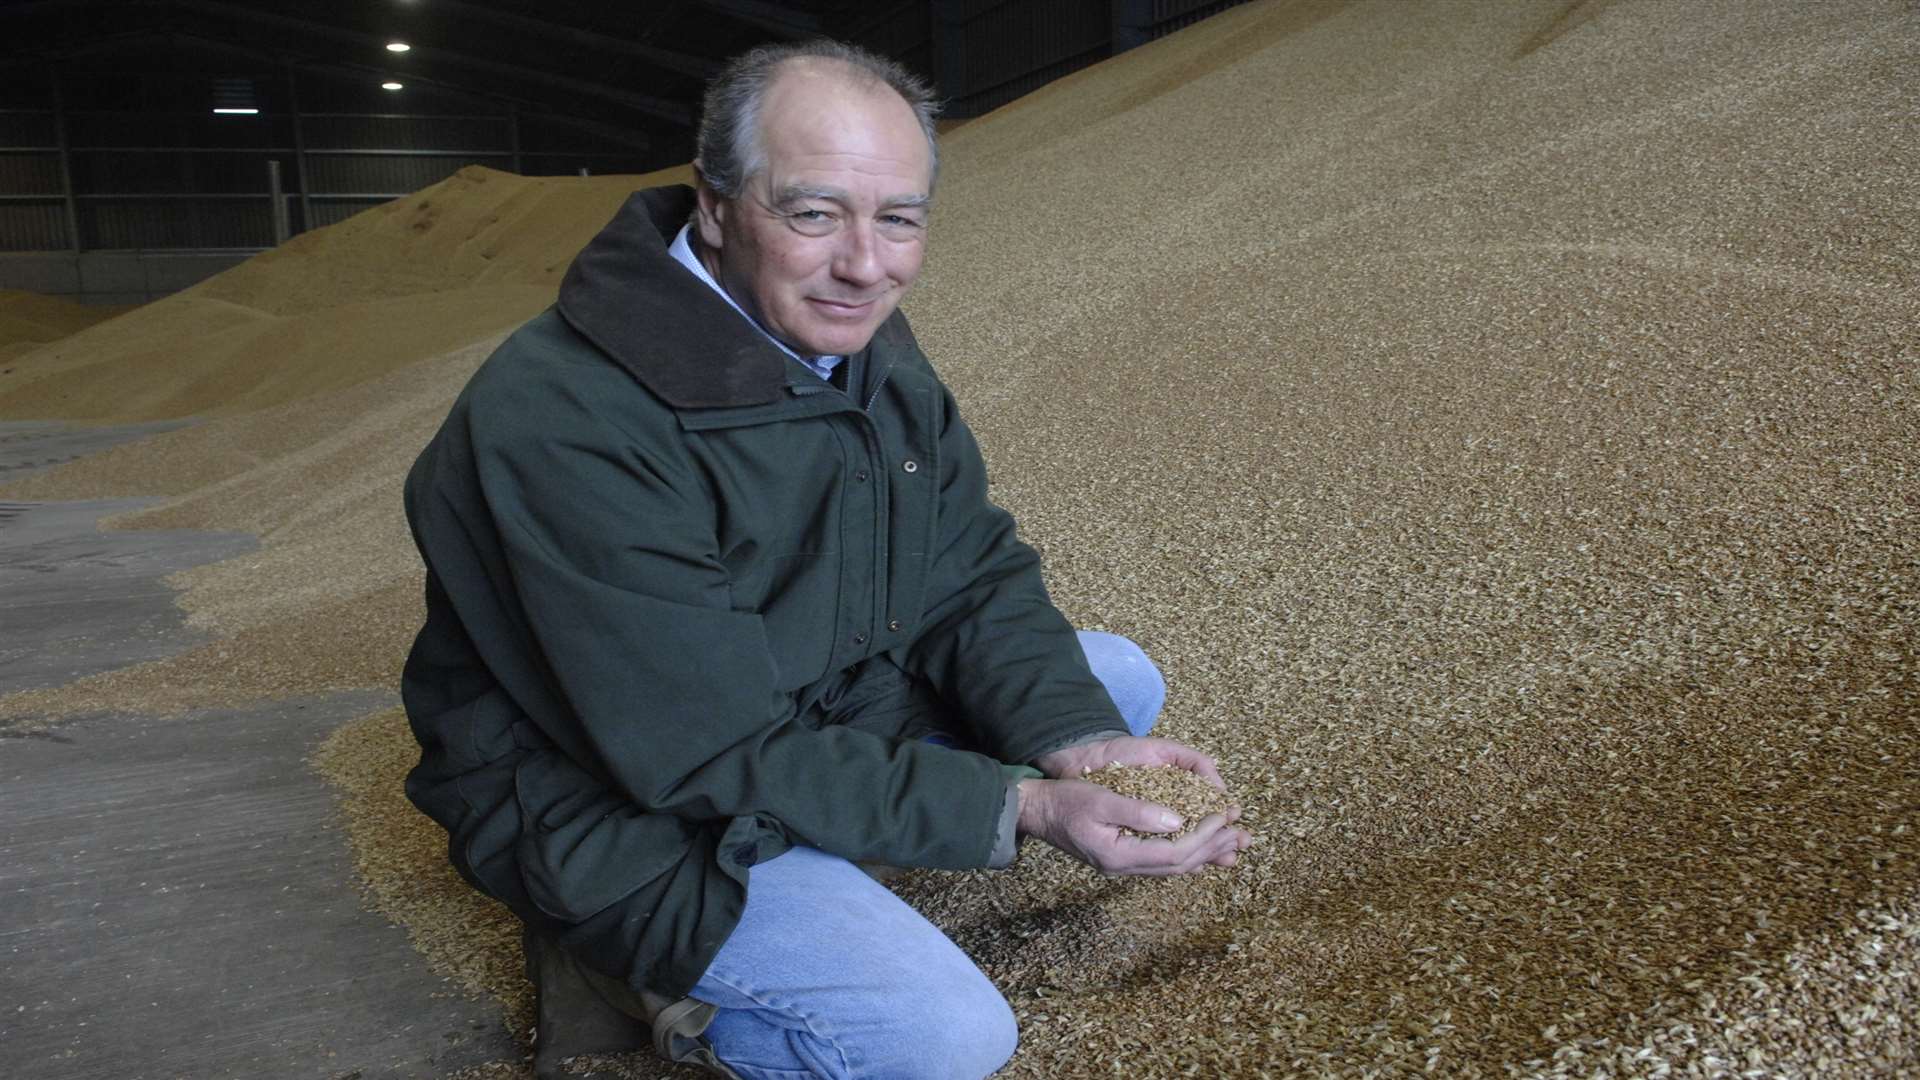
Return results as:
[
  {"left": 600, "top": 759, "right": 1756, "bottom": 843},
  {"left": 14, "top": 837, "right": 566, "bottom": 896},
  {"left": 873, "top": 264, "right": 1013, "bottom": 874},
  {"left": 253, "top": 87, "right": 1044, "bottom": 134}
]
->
[
  {"left": 1143, "top": 0, "right": 1254, "bottom": 41},
  {"left": 934, "top": 0, "right": 1111, "bottom": 118},
  {"left": 0, "top": 105, "right": 65, "bottom": 253},
  {"left": 304, "top": 153, "right": 508, "bottom": 197},
  {"left": 0, "top": 152, "right": 60, "bottom": 194},
  {"left": 851, "top": 3, "right": 938, "bottom": 92},
  {"left": 0, "top": 51, "right": 654, "bottom": 261},
  {"left": 0, "top": 200, "right": 67, "bottom": 250},
  {"left": 302, "top": 114, "right": 507, "bottom": 153},
  {"left": 930, "top": 0, "right": 1254, "bottom": 118}
]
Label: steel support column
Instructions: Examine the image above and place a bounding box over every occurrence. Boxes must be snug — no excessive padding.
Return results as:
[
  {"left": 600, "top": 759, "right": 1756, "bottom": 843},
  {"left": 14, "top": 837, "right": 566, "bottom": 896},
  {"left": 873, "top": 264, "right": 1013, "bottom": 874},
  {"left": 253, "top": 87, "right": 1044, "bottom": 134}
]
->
[
  {"left": 508, "top": 103, "right": 523, "bottom": 175},
  {"left": 267, "top": 159, "right": 289, "bottom": 244},
  {"left": 48, "top": 60, "right": 81, "bottom": 254},
  {"left": 284, "top": 60, "right": 313, "bottom": 235}
]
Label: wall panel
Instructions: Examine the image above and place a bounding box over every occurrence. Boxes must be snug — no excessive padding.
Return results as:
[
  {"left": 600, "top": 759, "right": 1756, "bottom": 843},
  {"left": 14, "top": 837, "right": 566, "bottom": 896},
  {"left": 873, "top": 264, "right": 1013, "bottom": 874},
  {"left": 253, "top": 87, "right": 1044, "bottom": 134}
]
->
[
  {"left": 302, "top": 114, "right": 510, "bottom": 153},
  {"left": 0, "top": 203, "right": 69, "bottom": 252},
  {"left": 1145, "top": 0, "right": 1252, "bottom": 39},
  {"left": 80, "top": 200, "right": 190, "bottom": 249},
  {"left": 0, "top": 154, "right": 63, "bottom": 195},
  {"left": 305, "top": 153, "right": 513, "bottom": 196},
  {"left": 0, "top": 112, "right": 56, "bottom": 146}
]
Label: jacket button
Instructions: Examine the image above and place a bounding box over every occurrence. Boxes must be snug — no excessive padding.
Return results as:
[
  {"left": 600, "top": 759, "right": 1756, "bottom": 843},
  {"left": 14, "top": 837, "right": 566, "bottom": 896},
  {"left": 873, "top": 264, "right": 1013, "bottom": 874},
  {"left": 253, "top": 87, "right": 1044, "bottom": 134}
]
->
[
  {"left": 853, "top": 632, "right": 868, "bottom": 645},
  {"left": 887, "top": 619, "right": 903, "bottom": 632},
  {"left": 901, "top": 459, "right": 918, "bottom": 473},
  {"left": 854, "top": 470, "right": 869, "bottom": 482}
]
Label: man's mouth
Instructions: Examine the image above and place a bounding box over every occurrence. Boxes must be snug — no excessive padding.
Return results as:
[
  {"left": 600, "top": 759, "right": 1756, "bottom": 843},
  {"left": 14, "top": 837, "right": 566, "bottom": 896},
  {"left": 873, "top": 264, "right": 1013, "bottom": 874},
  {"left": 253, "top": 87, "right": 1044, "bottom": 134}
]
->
[{"left": 808, "top": 296, "right": 879, "bottom": 316}]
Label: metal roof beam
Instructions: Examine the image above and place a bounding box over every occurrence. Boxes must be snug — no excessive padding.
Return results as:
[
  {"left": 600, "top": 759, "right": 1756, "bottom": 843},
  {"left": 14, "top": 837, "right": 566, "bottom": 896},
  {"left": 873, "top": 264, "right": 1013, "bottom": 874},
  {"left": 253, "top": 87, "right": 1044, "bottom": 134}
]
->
[
  {"left": 0, "top": 0, "right": 164, "bottom": 60},
  {"left": 407, "top": 0, "right": 721, "bottom": 82}
]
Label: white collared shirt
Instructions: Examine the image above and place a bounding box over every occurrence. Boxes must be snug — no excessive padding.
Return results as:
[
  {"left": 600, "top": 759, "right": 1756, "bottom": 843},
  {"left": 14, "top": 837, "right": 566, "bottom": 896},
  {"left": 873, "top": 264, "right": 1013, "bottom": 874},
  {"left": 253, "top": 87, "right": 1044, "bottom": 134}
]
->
[{"left": 667, "top": 224, "right": 843, "bottom": 382}]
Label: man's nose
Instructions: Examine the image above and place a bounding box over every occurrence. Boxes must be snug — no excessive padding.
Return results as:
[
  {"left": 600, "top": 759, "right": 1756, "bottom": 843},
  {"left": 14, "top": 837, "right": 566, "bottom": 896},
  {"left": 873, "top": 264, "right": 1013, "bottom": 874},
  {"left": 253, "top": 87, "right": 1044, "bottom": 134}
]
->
[{"left": 831, "top": 222, "right": 885, "bottom": 288}]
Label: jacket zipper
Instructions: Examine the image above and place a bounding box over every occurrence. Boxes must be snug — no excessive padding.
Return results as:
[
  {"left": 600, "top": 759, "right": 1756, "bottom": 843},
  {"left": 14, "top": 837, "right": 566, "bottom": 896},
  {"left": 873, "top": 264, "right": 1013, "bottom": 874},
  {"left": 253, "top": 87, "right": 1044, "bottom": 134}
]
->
[
  {"left": 864, "top": 360, "right": 895, "bottom": 414},
  {"left": 859, "top": 359, "right": 897, "bottom": 641}
]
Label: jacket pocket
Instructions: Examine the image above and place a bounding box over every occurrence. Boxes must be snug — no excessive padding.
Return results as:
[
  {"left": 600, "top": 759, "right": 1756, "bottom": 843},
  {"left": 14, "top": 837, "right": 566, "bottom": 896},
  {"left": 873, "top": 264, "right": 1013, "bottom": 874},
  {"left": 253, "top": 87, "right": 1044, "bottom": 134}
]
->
[{"left": 512, "top": 748, "right": 702, "bottom": 924}]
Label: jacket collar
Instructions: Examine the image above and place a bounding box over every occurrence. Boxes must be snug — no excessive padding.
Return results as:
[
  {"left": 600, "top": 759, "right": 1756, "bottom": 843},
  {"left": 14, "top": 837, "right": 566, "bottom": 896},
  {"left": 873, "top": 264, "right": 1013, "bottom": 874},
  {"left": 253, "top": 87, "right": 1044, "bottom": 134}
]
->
[
  {"left": 556, "top": 185, "right": 785, "bottom": 408},
  {"left": 556, "top": 184, "right": 915, "bottom": 410}
]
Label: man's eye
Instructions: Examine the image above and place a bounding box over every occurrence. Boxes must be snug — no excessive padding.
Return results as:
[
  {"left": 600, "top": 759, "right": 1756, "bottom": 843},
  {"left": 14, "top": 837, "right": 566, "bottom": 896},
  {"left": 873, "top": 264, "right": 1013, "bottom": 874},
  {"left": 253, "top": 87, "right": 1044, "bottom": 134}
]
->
[
  {"left": 881, "top": 215, "right": 923, "bottom": 229},
  {"left": 784, "top": 208, "right": 837, "bottom": 236}
]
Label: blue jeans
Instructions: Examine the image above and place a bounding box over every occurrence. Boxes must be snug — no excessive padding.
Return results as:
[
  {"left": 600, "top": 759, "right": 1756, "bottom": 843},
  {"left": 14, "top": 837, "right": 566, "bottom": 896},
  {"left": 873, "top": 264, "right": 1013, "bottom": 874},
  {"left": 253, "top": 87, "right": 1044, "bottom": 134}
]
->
[{"left": 690, "top": 631, "right": 1165, "bottom": 1080}]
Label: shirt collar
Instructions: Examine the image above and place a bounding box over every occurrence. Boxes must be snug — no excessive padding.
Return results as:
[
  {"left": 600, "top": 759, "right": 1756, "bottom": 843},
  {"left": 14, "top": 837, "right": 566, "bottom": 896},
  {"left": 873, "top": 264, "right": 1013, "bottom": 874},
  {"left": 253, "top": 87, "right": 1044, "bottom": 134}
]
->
[{"left": 667, "top": 223, "right": 842, "bottom": 381}]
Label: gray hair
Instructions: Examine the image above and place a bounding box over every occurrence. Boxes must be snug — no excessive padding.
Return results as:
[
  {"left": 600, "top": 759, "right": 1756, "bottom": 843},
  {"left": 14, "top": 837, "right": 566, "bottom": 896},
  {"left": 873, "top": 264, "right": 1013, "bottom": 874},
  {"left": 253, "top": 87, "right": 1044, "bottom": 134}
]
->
[{"left": 695, "top": 40, "right": 941, "bottom": 199}]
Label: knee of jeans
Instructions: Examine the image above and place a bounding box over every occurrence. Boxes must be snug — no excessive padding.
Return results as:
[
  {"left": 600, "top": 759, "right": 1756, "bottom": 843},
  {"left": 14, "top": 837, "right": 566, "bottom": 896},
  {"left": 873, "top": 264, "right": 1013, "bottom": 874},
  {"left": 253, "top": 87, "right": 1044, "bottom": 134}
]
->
[
  {"left": 834, "top": 963, "right": 1013, "bottom": 1079},
  {"left": 1080, "top": 630, "right": 1166, "bottom": 737},
  {"left": 905, "top": 980, "right": 1017, "bottom": 1079}
]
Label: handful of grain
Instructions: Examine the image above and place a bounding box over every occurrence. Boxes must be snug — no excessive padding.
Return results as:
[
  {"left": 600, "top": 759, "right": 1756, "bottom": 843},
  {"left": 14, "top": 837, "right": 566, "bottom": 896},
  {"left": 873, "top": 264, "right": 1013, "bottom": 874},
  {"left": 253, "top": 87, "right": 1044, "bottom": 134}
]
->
[{"left": 1082, "top": 763, "right": 1235, "bottom": 838}]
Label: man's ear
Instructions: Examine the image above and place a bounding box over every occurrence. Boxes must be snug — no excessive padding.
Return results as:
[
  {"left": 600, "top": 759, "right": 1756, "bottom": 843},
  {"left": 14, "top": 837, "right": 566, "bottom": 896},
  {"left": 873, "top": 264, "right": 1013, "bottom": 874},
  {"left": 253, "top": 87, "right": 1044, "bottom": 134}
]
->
[{"left": 693, "top": 171, "right": 727, "bottom": 252}]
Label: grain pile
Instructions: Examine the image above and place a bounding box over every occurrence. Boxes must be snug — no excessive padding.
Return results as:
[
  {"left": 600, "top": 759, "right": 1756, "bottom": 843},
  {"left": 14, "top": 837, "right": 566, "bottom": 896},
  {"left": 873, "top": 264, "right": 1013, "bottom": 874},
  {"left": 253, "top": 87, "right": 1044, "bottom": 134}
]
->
[
  {"left": 0, "top": 165, "right": 688, "bottom": 423},
  {"left": 0, "top": 164, "right": 689, "bottom": 729},
  {"left": 0, "top": 289, "right": 131, "bottom": 364},
  {"left": 5, "top": 0, "right": 1918, "bottom": 1075}
]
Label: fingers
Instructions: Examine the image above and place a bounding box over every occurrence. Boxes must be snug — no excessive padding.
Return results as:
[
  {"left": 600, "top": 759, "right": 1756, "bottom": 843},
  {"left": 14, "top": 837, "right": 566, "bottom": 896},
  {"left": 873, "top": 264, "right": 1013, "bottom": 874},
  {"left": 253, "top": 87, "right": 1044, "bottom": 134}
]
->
[
  {"left": 1033, "top": 736, "right": 1119, "bottom": 780},
  {"left": 1091, "top": 808, "right": 1253, "bottom": 877},
  {"left": 1185, "top": 752, "right": 1227, "bottom": 791},
  {"left": 1153, "top": 811, "right": 1249, "bottom": 875},
  {"left": 1100, "top": 789, "right": 1187, "bottom": 836},
  {"left": 1103, "top": 736, "right": 1229, "bottom": 792},
  {"left": 1205, "top": 810, "right": 1253, "bottom": 868},
  {"left": 1155, "top": 739, "right": 1227, "bottom": 791},
  {"left": 1033, "top": 766, "right": 1253, "bottom": 878}
]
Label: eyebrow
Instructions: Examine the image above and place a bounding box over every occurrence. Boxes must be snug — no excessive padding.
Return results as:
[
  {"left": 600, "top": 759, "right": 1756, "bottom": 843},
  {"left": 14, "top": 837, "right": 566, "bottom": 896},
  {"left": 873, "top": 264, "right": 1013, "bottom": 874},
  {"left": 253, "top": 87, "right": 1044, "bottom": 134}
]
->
[{"left": 774, "top": 184, "right": 931, "bottom": 211}]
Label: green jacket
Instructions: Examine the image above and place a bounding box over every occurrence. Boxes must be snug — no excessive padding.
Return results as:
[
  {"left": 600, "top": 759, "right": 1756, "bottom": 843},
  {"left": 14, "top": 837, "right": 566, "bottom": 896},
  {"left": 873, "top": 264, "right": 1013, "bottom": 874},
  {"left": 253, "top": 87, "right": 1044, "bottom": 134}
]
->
[{"left": 401, "top": 185, "right": 1124, "bottom": 997}]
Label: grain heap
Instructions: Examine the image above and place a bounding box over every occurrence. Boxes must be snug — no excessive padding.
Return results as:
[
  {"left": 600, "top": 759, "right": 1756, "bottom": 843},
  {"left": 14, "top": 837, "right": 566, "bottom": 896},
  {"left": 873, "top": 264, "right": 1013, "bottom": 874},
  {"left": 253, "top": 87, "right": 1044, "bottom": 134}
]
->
[
  {"left": 0, "top": 165, "right": 687, "bottom": 727},
  {"left": 0, "top": 165, "right": 687, "bottom": 423},
  {"left": 0, "top": 289, "right": 130, "bottom": 363},
  {"left": 6, "top": 0, "right": 1918, "bottom": 1075}
]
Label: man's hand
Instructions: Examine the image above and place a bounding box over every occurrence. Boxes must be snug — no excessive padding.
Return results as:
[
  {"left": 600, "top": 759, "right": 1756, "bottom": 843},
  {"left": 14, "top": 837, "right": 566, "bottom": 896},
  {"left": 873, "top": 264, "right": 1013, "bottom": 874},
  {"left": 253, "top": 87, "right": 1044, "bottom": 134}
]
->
[
  {"left": 1032, "top": 734, "right": 1227, "bottom": 790},
  {"left": 1016, "top": 735, "right": 1251, "bottom": 876}
]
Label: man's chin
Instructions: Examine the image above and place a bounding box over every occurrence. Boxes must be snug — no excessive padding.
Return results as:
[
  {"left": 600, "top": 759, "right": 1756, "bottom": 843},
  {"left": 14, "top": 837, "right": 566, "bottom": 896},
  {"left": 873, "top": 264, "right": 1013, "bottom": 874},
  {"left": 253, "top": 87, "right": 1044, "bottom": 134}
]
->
[{"left": 791, "top": 320, "right": 888, "bottom": 359}]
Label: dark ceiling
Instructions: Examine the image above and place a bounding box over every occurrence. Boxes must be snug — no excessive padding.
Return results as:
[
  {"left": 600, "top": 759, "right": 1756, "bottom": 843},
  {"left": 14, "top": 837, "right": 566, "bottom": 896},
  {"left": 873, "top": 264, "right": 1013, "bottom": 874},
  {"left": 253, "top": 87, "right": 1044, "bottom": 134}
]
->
[{"left": 1, "top": 0, "right": 920, "bottom": 138}]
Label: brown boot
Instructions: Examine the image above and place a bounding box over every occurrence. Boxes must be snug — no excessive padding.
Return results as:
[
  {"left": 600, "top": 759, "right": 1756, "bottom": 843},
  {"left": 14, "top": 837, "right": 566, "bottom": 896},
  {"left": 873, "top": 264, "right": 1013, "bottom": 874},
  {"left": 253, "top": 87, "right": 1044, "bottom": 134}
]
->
[{"left": 522, "top": 925, "right": 743, "bottom": 1079}]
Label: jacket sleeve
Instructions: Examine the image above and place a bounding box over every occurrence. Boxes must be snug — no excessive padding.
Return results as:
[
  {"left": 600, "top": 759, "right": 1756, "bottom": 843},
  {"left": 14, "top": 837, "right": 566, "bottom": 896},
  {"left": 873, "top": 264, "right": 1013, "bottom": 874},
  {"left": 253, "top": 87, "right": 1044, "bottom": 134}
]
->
[
  {"left": 456, "top": 362, "right": 1010, "bottom": 871},
  {"left": 899, "top": 382, "right": 1128, "bottom": 764}
]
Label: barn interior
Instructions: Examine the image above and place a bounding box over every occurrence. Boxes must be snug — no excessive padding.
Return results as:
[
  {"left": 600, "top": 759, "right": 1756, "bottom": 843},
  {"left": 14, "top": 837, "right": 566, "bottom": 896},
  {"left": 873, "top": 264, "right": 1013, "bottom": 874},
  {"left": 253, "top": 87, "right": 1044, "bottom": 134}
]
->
[{"left": 2, "top": 1, "right": 1916, "bottom": 1077}]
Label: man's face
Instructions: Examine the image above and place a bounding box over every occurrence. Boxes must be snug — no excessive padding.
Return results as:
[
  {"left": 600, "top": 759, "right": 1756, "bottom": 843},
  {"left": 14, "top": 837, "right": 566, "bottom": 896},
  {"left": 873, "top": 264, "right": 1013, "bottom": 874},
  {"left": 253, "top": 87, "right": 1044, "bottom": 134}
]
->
[{"left": 696, "top": 62, "right": 932, "bottom": 358}]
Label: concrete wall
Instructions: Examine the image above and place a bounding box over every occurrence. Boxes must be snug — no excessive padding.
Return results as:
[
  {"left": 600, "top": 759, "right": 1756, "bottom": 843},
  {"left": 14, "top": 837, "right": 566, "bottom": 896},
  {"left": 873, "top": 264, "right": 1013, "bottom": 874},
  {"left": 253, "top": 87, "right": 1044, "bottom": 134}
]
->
[{"left": 0, "top": 250, "right": 256, "bottom": 305}]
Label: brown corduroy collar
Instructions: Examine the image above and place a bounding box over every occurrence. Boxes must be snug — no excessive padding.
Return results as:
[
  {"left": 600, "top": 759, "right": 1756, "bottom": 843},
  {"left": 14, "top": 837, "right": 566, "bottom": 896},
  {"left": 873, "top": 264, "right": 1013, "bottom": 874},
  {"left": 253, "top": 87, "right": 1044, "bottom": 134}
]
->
[{"left": 555, "top": 184, "right": 791, "bottom": 410}]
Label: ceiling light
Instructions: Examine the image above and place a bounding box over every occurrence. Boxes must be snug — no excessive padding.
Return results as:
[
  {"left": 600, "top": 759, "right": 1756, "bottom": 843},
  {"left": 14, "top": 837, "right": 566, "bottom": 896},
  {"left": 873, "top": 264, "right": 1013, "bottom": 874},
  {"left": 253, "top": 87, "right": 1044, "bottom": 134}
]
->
[
  {"left": 211, "top": 76, "right": 259, "bottom": 115},
  {"left": 386, "top": 41, "right": 411, "bottom": 52},
  {"left": 382, "top": 81, "right": 404, "bottom": 91}
]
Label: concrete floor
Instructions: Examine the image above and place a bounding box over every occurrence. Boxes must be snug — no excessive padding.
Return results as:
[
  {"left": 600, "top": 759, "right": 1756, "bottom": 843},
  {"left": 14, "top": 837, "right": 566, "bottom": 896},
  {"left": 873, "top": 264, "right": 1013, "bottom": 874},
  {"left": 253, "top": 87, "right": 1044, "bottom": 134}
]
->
[
  {"left": 0, "top": 420, "right": 192, "bottom": 484},
  {"left": 0, "top": 497, "right": 253, "bottom": 696},
  {"left": 0, "top": 423, "right": 522, "bottom": 1078}
]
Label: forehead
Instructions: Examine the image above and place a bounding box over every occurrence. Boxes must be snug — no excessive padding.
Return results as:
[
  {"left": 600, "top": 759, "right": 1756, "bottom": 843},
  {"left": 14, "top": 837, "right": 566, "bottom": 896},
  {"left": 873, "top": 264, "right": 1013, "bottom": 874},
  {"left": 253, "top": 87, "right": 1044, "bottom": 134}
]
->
[{"left": 757, "top": 61, "right": 932, "bottom": 193}]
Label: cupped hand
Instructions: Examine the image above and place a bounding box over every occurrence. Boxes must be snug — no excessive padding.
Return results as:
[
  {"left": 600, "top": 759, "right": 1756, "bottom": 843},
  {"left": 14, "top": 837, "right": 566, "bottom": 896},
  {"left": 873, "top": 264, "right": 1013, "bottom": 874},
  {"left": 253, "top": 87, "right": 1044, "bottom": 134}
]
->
[
  {"left": 1032, "top": 734, "right": 1228, "bottom": 792},
  {"left": 1014, "top": 775, "right": 1250, "bottom": 877}
]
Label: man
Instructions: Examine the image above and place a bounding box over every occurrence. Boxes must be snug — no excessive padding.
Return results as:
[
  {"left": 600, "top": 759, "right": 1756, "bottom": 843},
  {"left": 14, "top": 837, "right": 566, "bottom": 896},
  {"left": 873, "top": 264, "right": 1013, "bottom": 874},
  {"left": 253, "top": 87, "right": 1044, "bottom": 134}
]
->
[{"left": 402, "top": 40, "right": 1251, "bottom": 1080}]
